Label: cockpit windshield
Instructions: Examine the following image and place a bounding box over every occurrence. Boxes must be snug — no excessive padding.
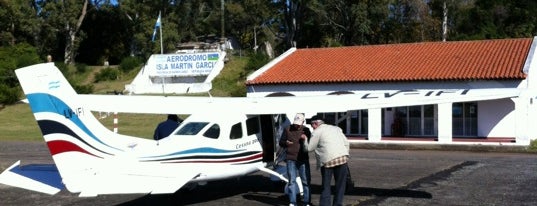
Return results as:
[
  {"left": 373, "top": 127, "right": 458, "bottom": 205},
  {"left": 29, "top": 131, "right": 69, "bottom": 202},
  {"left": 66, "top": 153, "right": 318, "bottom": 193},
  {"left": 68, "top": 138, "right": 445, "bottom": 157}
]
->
[{"left": 175, "top": 122, "right": 209, "bottom": 135}]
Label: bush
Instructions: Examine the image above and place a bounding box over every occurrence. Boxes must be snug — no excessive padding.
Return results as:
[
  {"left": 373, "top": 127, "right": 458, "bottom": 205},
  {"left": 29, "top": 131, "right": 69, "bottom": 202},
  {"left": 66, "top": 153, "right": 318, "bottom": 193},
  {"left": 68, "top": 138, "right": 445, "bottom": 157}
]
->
[
  {"left": 119, "top": 56, "right": 142, "bottom": 73},
  {"left": 244, "top": 52, "right": 269, "bottom": 73},
  {"left": 0, "top": 43, "right": 39, "bottom": 104},
  {"left": 74, "top": 84, "right": 94, "bottom": 94},
  {"left": 529, "top": 139, "right": 537, "bottom": 152},
  {"left": 76, "top": 63, "right": 88, "bottom": 73},
  {"left": 55, "top": 61, "right": 69, "bottom": 76},
  {"left": 16, "top": 53, "right": 41, "bottom": 68},
  {"left": 94, "top": 67, "right": 120, "bottom": 82},
  {"left": 0, "top": 84, "right": 20, "bottom": 104}
]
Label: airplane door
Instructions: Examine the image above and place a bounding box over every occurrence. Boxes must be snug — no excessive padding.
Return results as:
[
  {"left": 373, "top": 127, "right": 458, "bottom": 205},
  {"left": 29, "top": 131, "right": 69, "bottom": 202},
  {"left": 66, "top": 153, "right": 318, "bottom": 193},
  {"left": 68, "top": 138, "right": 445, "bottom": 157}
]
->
[{"left": 259, "top": 114, "right": 275, "bottom": 163}]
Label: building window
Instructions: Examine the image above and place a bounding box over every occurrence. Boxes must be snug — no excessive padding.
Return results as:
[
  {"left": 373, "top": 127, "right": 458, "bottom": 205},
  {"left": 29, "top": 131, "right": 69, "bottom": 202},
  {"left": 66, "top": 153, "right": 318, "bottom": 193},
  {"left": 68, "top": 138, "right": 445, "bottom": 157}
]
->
[
  {"left": 392, "top": 107, "right": 407, "bottom": 136},
  {"left": 408, "top": 106, "right": 421, "bottom": 135},
  {"left": 452, "top": 102, "right": 477, "bottom": 137},
  {"left": 320, "top": 110, "right": 368, "bottom": 136},
  {"left": 321, "top": 102, "right": 478, "bottom": 138},
  {"left": 393, "top": 105, "right": 435, "bottom": 136},
  {"left": 347, "top": 111, "right": 367, "bottom": 135},
  {"left": 423, "top": 105, "right": 435, "bottom": 135}
]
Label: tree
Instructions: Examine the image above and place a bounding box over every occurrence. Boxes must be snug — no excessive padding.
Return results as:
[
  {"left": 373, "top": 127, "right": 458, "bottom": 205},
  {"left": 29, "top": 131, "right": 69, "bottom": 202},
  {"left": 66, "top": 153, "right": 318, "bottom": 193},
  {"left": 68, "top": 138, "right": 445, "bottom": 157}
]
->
[
  {"left": 77, "top": 4, "right": 132, "bottom": 65},
  {"left": 0, "top": 0, "right": 41, "bottom": 47},
  {"left": 384, "top": 0, "right": 430, "bottom": 43},
  {"left": 37, "top": 0, "right": 89, "bottom": 65},
  {"left": 226, "top": 0, "right": 277, "bottom": 53},
  {"left": 278, "top": 0, "right": 305, "bottom": 48},
  {"left": 0, "top": 43, "right": 40, "bottom": 104},
  {"left": 451, "top": 0, "right": 536, "bottom": 40}
]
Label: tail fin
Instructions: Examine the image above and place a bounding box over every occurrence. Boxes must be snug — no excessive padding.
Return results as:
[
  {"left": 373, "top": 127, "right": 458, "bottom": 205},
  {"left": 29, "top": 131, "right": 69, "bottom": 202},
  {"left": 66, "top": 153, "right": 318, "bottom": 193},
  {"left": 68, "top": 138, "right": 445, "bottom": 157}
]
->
[{"left": 15, "top": 63, "right": 124, "bottom": 193}]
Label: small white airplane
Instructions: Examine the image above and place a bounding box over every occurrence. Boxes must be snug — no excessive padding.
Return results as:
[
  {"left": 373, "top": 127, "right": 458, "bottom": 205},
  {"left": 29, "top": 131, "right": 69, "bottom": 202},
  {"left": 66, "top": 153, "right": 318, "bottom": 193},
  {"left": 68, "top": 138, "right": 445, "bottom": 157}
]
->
[{"left": 0, "top": 63, "right": 521, "bottom": 197}]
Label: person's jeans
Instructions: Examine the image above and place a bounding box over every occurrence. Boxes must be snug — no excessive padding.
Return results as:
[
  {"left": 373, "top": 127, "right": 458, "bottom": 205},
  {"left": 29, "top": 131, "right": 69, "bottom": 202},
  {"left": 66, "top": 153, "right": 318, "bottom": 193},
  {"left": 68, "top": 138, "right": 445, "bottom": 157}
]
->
[
  {"left": 286, "top": 159, "right": 311, "bottom": 205},
  {"left": 320, "top": 163, "right": 348, "bottom": 206}
]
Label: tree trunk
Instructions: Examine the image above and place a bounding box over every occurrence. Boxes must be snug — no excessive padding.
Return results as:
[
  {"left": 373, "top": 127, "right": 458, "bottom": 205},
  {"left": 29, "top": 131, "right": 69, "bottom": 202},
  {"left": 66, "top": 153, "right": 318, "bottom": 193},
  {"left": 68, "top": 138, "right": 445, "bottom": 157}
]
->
[
  {"left": 64, "top": 0, "right": 88, "bottom": 65},
  {"left": 442, "top": 1, "right": 448, "bottom": 42}
]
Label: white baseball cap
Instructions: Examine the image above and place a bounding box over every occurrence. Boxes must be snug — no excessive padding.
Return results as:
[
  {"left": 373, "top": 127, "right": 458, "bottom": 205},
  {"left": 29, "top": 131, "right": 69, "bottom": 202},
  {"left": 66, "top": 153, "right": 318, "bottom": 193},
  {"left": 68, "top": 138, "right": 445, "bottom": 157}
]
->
[{"left": 293, "top": 113, "right": 305, "bottom": 125}]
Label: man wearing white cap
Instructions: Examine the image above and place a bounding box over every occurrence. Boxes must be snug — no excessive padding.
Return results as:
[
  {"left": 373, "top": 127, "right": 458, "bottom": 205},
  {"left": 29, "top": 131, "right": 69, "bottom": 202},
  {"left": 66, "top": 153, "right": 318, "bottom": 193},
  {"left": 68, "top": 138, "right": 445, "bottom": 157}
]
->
[{"left": 279, "top": 113, "right": 312, "bottom": 206}]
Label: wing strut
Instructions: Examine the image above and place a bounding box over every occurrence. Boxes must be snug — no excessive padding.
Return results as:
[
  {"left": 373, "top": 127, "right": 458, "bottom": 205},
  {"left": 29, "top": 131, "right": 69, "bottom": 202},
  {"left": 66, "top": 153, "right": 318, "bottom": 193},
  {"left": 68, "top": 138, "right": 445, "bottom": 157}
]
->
[{"left": 257, "top": 166, "right": 288, "bottom": 183}]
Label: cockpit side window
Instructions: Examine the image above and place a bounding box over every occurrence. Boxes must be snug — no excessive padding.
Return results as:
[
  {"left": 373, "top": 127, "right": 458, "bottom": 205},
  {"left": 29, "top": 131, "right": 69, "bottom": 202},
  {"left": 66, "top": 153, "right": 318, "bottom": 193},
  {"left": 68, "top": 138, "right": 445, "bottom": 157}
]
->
[
  {"left": 230, "top": 122, "right": 242, "bottom": 139},
  {"left": 246, "top": 116, "right": 260, "bottom": 135},
  {"left": 203, "top": 124, "right": 220, "bottom": 139},
  {"left": 176, "top": 122, "right": 209, "bottom": 135}
]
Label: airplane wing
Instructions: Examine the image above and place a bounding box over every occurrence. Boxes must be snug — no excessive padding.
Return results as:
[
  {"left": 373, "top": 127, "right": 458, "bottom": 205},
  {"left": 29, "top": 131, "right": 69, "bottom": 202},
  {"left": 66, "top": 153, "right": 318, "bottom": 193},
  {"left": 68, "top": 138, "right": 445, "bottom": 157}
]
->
[{"left": 79, "top": 88, "right": 520, "bottom": 115}]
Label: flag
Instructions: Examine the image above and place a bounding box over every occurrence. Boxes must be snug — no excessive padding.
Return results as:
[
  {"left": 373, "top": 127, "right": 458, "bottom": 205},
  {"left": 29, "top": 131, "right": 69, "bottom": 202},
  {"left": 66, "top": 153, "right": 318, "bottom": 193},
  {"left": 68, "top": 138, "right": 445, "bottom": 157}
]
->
[{"left": 151, "top": 12, "right": 161, "bottom": 42}]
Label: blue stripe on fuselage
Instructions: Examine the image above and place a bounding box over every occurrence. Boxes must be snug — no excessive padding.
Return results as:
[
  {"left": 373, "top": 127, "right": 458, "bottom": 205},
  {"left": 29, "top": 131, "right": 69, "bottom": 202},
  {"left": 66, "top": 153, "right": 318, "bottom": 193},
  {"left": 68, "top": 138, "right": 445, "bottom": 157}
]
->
[{"left": 141, "top": 147, "right": 243, "bottom": 159}]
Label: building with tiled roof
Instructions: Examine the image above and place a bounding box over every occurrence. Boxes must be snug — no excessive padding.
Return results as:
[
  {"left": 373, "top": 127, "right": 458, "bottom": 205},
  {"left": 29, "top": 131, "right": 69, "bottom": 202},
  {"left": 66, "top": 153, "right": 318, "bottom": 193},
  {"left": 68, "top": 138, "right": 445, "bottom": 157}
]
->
[{"left": 246, "top": 37, "right": 537, "bottom": 145}]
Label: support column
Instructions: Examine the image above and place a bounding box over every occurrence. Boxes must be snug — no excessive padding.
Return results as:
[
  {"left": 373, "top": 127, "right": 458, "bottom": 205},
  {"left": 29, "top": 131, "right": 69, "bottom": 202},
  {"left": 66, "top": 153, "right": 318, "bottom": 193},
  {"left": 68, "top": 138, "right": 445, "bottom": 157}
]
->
[
  {"left": 368, "top": 108, "right": 382, "bottom": 142},
  {"left": 515, "top": 93, "right": 532, "bottom": 145},
  {"left": 437, "top": 103, "right": 452, "bottom": 143},
  {"left": 528, "top": 96, "right": 537, "bottom": 143}
]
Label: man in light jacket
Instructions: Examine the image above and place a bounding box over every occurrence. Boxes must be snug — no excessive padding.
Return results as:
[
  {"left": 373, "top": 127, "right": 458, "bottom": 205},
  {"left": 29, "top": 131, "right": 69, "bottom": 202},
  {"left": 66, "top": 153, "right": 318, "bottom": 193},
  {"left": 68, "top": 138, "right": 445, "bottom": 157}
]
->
[{"left": 303, "top": 115, "right": 350, "bottom": 206}]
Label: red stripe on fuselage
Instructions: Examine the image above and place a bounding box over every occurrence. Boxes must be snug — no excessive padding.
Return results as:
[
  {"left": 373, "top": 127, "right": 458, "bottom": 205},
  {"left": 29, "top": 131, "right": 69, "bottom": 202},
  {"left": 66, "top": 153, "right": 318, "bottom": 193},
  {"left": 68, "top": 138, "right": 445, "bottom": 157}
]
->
[
  {"left": 47, "top": 140, "right": 102, "bottom": 158},
  {"left": 165, "top": 152, "right": 263, "bottom": 164}
]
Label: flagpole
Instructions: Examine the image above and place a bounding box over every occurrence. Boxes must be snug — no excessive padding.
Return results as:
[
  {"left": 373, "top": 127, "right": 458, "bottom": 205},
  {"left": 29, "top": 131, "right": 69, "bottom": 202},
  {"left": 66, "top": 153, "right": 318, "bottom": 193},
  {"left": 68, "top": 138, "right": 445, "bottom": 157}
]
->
[{"left": 159, "top": 11, "right": 163, "bottom": 54}]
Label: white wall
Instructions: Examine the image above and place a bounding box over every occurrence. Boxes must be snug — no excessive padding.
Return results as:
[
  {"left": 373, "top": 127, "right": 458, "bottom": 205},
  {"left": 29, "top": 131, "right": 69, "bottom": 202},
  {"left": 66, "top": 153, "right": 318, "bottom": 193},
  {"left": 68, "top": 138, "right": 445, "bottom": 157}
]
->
[{"left": 479, "top": 99, "right": 515, "bottom": 137}]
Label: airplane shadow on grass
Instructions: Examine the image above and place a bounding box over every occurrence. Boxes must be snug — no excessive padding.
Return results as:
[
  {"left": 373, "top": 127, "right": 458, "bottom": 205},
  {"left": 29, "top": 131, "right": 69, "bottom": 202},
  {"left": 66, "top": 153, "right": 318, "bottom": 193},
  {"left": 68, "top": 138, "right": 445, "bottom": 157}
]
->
[{"left": 118, "top": 174, "right": 431, "bottom": 206}]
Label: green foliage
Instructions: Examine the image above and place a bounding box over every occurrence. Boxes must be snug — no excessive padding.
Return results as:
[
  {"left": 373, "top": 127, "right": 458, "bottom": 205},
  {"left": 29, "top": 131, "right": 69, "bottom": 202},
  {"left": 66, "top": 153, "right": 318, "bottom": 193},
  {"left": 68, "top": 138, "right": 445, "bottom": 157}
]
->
[
  {"left": 76, "top": 63, "right": 88, "bottom": 73},
  {"left": 16, "top": 54, "right": 41, "bottom": 68},
  {"left": 119, "top": 56, "right": 142, "bottom": 73},
  {"left": 244, "top": 52, "right": 269, "bottom": 73},
  {"left": 529, "top": 139, "right": 537, "bottom": 152},
  {"left": 74, "top": 84, "right": 94, "bottom": 94},
  {"left": 212, "top": 53, "right": 268, "bottom": 97},
  {"left": 0, "top": 43, "right": 40, "bottom": 72},
  {"left": 211, "top": 55, "right": 249, "bottom": 97},
  {"left": 77, "top": 5, "right": 133, "bottom": 65},
  {"left": 94, "top": 67, "right": 120, "bottom": 82},
  {"left": 0, "top": 43, "right": 40, "bottom": 104},
  {"left": 2, "top": 0, "right": 536, "bottom": 67},
  {"left": 0, "top": 84, "right": 20, "bottom": 105},
  {"left": 54, "top": 61, "right": 70, "bottom": 76}
]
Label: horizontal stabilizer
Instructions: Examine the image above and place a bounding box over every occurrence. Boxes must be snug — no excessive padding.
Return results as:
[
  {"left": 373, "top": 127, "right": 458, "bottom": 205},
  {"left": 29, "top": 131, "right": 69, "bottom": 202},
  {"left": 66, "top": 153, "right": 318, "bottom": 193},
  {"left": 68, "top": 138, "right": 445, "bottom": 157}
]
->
[{"left": 0, "top": 161, "right": 63, "bottom": 195}]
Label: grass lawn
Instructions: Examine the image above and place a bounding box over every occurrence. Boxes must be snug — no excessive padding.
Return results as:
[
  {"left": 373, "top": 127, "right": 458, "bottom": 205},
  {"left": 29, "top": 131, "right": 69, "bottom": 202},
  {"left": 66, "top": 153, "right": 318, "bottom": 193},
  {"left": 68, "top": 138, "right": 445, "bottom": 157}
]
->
[
  {"left": 0, "top": 102, "right": 177, "bottom": 141},
  {"left": 0, "top": 103, "right": 41, "bottom": 141}
]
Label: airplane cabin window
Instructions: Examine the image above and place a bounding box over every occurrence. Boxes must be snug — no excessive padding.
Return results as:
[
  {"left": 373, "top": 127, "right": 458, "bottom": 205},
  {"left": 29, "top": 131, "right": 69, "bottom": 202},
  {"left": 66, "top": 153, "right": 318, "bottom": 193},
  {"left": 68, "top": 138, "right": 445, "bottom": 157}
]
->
[
  {"left": 230, "top": 122, "right": 243, "bottom": 139},
  {"left": 203, "top": 124, "right": 220, "bottom": 139},
  {"left": 176, "top": 122, "right": 209, "bottom": 135},
  {"left": 246, "top": 116, "right": 260, "bottom": 135}
]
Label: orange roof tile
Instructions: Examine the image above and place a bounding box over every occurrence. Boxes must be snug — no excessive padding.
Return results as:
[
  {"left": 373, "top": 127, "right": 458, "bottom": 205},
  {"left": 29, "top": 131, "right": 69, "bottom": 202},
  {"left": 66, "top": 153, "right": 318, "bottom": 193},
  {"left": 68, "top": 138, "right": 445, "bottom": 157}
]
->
[{"left": 246, "top": 38, "right": 532, "bottom": 85}]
